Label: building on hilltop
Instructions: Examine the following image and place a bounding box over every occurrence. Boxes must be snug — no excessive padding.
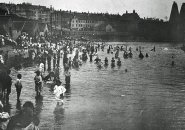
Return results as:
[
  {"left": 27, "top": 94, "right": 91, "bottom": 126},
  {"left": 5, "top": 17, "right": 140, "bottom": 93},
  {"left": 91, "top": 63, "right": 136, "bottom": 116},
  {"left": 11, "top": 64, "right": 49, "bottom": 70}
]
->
[
  {"left": 0, "top": 5, "right": 47, "bottom": 40},
  {"left": 70, "top": 15, "right": 104, "bottom": 31},
  {"left": 50, "top": 10, "right": 73, "bottom": 33},
  {"left": 0, "top": 2, "right": 51, "bottom": 23},
  {"left": 1, "top": 2, "right": 181, "bottom": 41}
]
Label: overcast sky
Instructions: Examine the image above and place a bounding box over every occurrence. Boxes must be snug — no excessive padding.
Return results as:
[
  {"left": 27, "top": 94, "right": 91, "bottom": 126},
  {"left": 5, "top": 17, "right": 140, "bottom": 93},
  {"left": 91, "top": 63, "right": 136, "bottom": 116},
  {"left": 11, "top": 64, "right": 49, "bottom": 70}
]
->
[{"left": 0, "top": 0, "right": 184, "bottom": 20}]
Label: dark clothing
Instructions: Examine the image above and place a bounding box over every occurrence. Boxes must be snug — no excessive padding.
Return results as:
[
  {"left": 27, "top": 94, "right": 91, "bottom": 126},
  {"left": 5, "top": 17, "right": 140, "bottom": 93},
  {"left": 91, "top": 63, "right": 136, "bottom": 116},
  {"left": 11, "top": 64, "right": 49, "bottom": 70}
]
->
[
  {"left": 57, "top": 50, "right": 61, "bottom": 67},
  {"left": 34, "top": 76, "right": 42, "bottom": 96},
  {"left": 69, "top": 60, "right": 72, "bottom": 67},
  {"left": 105, "top": 59, "right": 108, "bottom": 65},
  {"left": 94, "top": 58, "right": 100, "bottom": 63},
  {"left": 16, "top": 88, "right": 21, "bottom": 100},
  {"left": 117, "top": 61, "right": 121, "bottom": 66},
  {"left": 139, "top": 52, "right": 144, "bottom": 59},
  {"left": 91, "top": 46, "right": 94, "bottom": 54},
  {"left": 111, "top": 59, "right": 115, "bottom": 63},
  {"left": 6, "top": 75, "right": 12, "bottom": 98},
  {"left": 82, "top": 53, "right": 88, "bottom": 61},
  {"left": 53, "top": 54, "right": 56, "bottom": 69},
  {"left": 15, "top": 79, "right": 22, "bottom": 100},
  {"left": 47, "top": 56, "right": 51, "bottom": 71},
  {"left": 111, "top": 59, "right": 115, "bottom": 67},
  {"left": 6, "top": 113, "right": 39, "bottom": 130},
  {"left": 65, "top": 76, "right": 70, "bottom": 85},
  {"left": 6, "top": 75, "right": 12, "bottom": 88},
  {"left": 57, "top": 58, "right": 60, "bottom": 67},
  {"left": 63, "top": 52, "right": 68, "bottom": 66},
  {"left": 89, "top": 54, "right": 93, "bottom": 62}
]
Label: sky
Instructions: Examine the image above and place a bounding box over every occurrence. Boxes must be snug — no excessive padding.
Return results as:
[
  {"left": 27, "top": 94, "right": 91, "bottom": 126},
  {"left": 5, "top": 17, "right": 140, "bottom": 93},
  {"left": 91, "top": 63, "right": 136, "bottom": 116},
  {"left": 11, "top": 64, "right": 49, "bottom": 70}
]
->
[{"left": 0, "top": 0, "right": 184, "bottom": 20}]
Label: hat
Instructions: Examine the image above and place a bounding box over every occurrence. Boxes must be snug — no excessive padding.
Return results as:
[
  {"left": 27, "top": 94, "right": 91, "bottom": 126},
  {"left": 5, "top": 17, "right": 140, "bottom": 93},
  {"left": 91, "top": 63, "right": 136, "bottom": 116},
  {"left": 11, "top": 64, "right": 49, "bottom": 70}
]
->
[
  {"left": 55, "top": 79, "right": 62, "bottom": 85},
  {"left": 34, "top": 70, "right": 40, "bottom": 74}
]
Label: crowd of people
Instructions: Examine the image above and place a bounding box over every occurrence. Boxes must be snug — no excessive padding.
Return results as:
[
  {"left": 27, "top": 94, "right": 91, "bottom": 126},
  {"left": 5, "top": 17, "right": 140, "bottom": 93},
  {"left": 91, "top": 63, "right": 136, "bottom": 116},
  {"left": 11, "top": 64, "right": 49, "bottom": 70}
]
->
[
  {"left": 0, "top": 30, "right": 176, "bottom": 129},
  {"left": 0, "top": 32, "right": 159, "bottom": 101}
]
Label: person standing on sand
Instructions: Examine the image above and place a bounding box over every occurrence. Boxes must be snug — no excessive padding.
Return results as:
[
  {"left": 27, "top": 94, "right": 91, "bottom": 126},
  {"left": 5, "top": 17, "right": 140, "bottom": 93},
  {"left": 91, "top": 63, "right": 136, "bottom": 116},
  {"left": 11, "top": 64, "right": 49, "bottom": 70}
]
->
[
  {"left": 34, "top": 71, "right": 42, "bottom": 96},
  {"left": 15, "top": 74, "right": 22, "bottom": 101},
  {"left": 65, "top": 68, "right": 71, "bottom": 86}
]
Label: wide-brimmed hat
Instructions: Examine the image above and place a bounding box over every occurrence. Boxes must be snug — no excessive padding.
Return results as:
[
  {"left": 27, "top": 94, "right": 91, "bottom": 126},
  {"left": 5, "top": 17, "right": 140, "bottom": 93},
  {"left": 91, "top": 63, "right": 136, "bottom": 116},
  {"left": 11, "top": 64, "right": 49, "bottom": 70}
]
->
[
  {"left": 55, "top": 79, "right": 62, "bottom": 84},
  {"left": 34, "top": 70, "right": 40, "bottom": 74}
]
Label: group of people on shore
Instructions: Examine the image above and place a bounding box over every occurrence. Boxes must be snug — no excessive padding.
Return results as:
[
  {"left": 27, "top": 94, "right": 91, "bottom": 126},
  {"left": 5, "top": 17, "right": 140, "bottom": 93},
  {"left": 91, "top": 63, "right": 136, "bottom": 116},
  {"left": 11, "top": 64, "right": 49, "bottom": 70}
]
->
[
  {"left": 0, "top": 33, "right": 106, "bottom": 102},
  {"left": 1, "top": 30, "right": 177, "bottom": 129}
]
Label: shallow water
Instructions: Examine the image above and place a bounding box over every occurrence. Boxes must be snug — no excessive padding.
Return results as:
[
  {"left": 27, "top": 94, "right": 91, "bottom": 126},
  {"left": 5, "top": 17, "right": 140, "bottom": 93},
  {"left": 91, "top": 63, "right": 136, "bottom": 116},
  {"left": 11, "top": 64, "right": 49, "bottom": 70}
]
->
[{"left": 4, "top": 42, "right": 185, "bottom": 130}]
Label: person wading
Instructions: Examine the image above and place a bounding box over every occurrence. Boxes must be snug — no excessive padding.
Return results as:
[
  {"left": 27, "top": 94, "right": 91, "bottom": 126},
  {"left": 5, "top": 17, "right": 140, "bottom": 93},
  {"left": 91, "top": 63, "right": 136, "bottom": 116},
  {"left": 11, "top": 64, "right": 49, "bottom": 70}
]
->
[
  {"left": 34, "top": 71, "right": 42, "bottom": 96},
  {"left": 15, "top": 74, "right": 22, "bottom": 101}
]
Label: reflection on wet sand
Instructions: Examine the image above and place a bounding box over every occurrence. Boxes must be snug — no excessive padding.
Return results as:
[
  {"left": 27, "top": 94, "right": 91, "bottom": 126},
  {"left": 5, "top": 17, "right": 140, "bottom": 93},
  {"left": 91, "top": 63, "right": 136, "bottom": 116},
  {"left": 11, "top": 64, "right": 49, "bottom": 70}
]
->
[
  {"left": 53, "top": 102, "right": 65, "bottom": 126},
  {"left": 16, "top": 100, "right": 21, "bottom": 112},
  {"left": 35, "top": 95, "right": 43, "bottom": 118}
]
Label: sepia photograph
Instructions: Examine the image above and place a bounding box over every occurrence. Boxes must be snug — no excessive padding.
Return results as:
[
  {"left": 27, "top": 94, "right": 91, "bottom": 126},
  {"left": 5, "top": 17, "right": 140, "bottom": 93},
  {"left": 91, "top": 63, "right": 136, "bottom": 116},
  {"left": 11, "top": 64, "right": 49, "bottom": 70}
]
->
[{"left": 0, "top": 0, "right": 185, "bottom": 129}]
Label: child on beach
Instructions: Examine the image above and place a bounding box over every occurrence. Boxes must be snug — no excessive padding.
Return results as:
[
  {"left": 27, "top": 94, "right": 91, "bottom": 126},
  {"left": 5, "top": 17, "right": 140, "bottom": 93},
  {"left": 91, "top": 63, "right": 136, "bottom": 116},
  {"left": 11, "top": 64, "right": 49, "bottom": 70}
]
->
[
  {"left": 34, "top": 71, "right": 42, "bottom": 96},
  {"left": 111, "top": 57, "right": 115, "bottom": 67},
  {"left": 15, "top": 74, "right": 22, "bottom": 101},
  {"left": 65, "top": 68, "right": 71, "bottom": 86},
  {"left": 117, "top": 57, "right": 121, "bottom": 66}
]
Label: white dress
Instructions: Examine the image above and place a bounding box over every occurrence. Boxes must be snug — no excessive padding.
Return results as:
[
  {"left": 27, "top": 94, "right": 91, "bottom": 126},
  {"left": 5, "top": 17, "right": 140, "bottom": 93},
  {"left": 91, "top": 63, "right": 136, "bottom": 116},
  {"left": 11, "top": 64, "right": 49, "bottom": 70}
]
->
[
  {"left": 39, "top": 63, "right": 44, "bottom": 74},
  {"left": 53, "top": 85, "right": 66, "bottom": 101}
]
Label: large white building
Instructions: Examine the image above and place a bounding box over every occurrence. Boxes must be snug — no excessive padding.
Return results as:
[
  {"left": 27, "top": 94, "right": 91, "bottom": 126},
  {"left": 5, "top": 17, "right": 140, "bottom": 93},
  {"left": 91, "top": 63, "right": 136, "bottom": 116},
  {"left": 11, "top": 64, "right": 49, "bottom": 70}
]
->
[{"left": 71, "top": 16, "right": 104, "bottom": 31}]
